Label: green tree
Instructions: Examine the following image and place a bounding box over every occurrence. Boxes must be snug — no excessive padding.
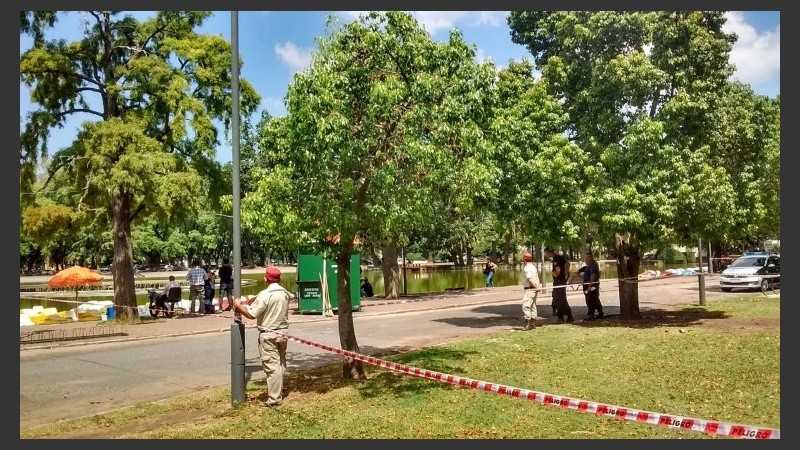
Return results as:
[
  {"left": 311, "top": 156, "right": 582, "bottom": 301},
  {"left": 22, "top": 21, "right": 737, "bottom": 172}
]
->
[
  {"left": 20, "top": 11, "right": 260, "bottom": 319},
  {"left": 487, "top": 59, "right": 581, "bottom": 253},
  {"left": 706, "top": 83, "right": 780, "bottom": 245},
  {"left": 244, "top": 12, "right": 494, "bottom": 379},
  {"left": 21, "top": 203, "right": 87, "bottom": 271},
  {"left": 509, "top": 11, "right": 740, "bottom": 318}
]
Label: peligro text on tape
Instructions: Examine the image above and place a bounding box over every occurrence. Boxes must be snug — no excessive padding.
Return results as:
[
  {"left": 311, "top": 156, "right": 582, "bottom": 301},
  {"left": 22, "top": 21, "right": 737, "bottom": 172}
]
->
[{"left": 276, "top": 331, "right": 779, "bottom": 439}]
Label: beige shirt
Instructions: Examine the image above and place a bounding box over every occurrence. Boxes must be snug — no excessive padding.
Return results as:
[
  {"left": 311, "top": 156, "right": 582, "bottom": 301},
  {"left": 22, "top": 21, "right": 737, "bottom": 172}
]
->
[
  {"left": 523, "top": 262, "right": 540, "bottom": 289},
  {"left": 246, "top": 282, "right": 291, "bottom": 331}
]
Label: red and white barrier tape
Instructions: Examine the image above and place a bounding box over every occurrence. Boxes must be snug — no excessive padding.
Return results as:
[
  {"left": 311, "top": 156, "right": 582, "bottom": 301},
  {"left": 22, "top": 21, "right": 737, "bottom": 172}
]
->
[{"left": 276, "top": 331, "right": 779, "bottom": 439}]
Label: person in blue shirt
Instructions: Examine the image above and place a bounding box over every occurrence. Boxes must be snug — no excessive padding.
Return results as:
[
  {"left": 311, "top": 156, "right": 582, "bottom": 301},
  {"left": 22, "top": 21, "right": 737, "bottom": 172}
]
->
[
  {"left": 483, "top": 259, "right": 498, "bottom": 288},
  {"left": 185, "top": 259, "right": 207, "bottom": 315}
]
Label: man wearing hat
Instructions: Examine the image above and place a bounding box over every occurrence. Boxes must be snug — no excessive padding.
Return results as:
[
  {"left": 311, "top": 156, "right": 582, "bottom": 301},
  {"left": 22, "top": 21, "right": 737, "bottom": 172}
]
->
[
  {"left": 232, "top": 266, "right": 292, "bottom": 407},
  {"left": 521, "top": 251, "right": 540, "bottom": 330}
]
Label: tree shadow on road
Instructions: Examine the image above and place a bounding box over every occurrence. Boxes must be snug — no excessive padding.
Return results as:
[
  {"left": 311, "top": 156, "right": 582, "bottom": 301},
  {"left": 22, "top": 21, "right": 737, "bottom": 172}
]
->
[{"left": 430, "top": 303, "right": 732, "bottom": 330}]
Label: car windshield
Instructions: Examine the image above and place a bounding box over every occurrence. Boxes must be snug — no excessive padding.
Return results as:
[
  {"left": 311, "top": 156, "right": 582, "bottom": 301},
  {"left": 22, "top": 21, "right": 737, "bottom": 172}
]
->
[{"left": 730, "top": 257, "right": 765, "bottom": 268}]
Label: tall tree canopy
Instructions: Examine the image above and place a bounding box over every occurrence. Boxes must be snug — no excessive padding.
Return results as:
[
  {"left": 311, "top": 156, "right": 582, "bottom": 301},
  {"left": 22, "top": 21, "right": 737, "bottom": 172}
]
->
[
  {"left": 243, "top": 11, "right": 495, "bottom": 378},
  {"left": 487, "top": 59, "right": 583, "bottom": 250},
  {"left": 508, "top": 11, "right": 757, "bottom": 318},
  {"left": 20, "top": 11, "right": 260, "bottom": 318}
]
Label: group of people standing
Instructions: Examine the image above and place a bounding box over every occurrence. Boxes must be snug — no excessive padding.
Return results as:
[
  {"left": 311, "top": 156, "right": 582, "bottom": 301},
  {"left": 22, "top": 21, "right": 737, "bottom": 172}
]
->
[
  {"left": 182, "top": 258, "right": 235, "bottom": 314},
  {"left": 518, "top": 248, "right": 605, "bottom": 331},
  {"left": 223, "top": 252, "right": 604, "bottom": 408}
]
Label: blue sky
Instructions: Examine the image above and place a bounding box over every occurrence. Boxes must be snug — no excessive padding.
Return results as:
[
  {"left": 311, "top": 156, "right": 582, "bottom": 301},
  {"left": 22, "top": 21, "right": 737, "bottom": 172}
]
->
[{"left": 20, "top": 11, "right": 780, "bottom": 164}]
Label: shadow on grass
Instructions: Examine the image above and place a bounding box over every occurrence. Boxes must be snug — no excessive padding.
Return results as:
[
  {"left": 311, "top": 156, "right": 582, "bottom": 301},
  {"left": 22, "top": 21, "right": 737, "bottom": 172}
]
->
[
  {"left": 261, "top": 306, "right": 734, "bottom": 404},
  {"left": 594, "top": 307, "right": 730, "bottom": 329},
  {"left": 269, "top": 347, "right": 476, "bottom": 401},
  {"left": 356, "top": 347, "right": 477, "bottom": 399}
]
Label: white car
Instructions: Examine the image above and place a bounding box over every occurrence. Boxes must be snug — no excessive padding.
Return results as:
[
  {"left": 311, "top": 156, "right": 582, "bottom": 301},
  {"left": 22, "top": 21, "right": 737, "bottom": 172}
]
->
[{"left": 719, "top": 252, "right": 780, "bottom": 292}]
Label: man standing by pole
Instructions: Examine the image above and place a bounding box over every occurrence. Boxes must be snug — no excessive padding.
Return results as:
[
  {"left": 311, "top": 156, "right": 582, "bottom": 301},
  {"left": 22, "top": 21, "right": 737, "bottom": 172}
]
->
[
  {"left": 232, "top": 267, "right": 292, "bottom": 407},
  {"left": 545, "top": 247, "right": 574, "bottom": 323}
]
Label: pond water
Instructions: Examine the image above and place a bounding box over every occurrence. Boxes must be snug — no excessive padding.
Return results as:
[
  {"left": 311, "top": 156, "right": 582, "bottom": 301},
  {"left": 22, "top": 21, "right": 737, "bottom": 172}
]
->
[
  {"left": 357, "top": 259, "right": 682, "bottom": 296},
  {"left": 20, "top": 260, "right": 695, "bottom": 312}
]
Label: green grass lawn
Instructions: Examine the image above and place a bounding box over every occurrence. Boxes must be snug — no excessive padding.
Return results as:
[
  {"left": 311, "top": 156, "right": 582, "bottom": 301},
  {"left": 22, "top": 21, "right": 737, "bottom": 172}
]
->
[{"left": 21, "top": 295, "right": 780, "bottom": 439}]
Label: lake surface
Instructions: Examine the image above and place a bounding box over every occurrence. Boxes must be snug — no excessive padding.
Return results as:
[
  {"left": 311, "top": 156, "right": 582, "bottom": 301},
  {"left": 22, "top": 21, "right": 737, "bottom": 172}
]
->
[{"left": 20, "top": 260, "right": 693, "bottom": 312}]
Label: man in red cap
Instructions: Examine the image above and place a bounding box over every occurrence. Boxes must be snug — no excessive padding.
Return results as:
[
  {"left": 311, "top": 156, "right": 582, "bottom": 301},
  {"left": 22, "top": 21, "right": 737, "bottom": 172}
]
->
[
  {"left": 232, "top": 266, "right": 292, "bottom": 407},
  {"left": 521, "top": 251, "right": 541, "bottom": 330}
]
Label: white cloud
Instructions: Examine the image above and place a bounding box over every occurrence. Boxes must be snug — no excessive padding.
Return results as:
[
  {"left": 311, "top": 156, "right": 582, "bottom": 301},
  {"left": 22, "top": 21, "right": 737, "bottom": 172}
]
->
[
  {"left": 410, "top": 12, "right": 472, "bottom": 34},
  {"left": 339, "top": 11, "right": 367, "bottom": 20},
  {"left": 475, "top": 11, "right": 506, "bottom": 27},
  {"left": 723, "top": 11, "right": 780, "bottom": 88},
  {"left": 410, "top": 11, "right": 508, "bottom": 34},
  {"left": 475, "top": 47, "right": 491, "bottom": 63},
  {"left": 274, "top": 41, "right": 314, "bottom": 74},
  {"left": 336, "top": 11, "right": 508, "bottom": 34}
]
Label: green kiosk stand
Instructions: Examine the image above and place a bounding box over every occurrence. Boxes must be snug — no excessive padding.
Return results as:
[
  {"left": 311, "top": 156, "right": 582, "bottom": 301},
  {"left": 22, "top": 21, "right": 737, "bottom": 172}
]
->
[{"left": 296, "top": 252, "right": 362, "bottom": 314}]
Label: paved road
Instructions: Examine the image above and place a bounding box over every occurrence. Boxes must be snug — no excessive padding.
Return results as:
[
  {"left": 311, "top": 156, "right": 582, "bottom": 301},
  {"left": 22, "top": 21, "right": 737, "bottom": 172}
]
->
[{"left": 20, "top": 275, "right": 765, "bottom": 430}]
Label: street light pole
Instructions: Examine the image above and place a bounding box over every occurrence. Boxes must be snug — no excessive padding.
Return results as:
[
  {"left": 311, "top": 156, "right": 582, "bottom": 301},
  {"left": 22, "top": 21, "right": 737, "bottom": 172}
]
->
[{"left": 230, "top": 10, "right": 246, "bottom": 407}]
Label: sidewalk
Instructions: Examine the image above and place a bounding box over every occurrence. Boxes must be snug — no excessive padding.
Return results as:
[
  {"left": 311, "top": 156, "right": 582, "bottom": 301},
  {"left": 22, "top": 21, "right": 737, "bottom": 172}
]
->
[{"left": 19, "top": 275, "right": 737, "bottom": 351}]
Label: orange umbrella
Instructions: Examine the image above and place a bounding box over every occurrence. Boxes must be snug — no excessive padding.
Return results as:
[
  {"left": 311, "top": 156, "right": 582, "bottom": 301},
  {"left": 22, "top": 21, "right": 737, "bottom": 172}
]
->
[{"left": 48, "top": 266, "right": 104, "bottom": 302}]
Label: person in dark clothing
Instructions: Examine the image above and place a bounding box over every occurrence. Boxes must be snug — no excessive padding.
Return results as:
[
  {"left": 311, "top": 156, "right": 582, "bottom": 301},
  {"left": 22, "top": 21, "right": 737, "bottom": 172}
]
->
[
  {"left": 218, "top": 258, "right": 234, "bottom": 311},
  {"left": 203, "top": 265, "right": 216, "bottom": 314},
  {"left": 545, "top": 247, "right": 574, "bottom": 323},
  {"left": 360, "top": 278, "right": 374, "bottom": 298},
  {"left": 581, "top": 251, "right": 604, "bottom": 320}
]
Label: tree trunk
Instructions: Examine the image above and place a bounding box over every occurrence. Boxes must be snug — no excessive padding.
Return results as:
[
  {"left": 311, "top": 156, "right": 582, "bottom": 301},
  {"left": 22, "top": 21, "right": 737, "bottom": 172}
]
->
[
  {"left": 465, "top": 243, "right": 473, "bottom": 267},
  {"left": 503, "top": 223, "right": 513, "bottom": 265},
  {"left": 363, "top": 239, "right": 381, "bottom": 267},
  {"left": 244, "top": 238, "right": 254, "bottom": 268},
  {"left": 614, "top": 233, "right": 642, "bottom": 320},
  {"left": 380, "top": 243, "right": 400, "bottom": 299},
  {"left": 336, "top": 247, "right": 366, "bottom": 380},
  {"left": 112, "top": 191, "right": 138, "bottom": 321},
  {"left": 580, "top": 222, "right": 589, "bottom": 253}
]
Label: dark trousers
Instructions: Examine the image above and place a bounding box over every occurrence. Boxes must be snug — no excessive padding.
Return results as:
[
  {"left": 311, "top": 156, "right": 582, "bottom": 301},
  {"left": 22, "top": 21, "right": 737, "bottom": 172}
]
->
[
  {"left": 203, "top": 285, "right": 215, "bottom": 313},
  {"left": 219, "top": 282, "right": 233, "bottom": 310},
  {"left": 552, "top": 280, "right": 572, "bottom": 319},
  {"left": 584, "top": 288, "right": 603, "bottom": 317}
]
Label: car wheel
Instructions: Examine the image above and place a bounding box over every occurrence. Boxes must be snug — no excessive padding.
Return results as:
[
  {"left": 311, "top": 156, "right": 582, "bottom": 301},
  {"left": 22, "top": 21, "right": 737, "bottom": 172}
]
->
[
  {"left": 760, "top": 278, "right": 770, "bottom": 291},
  {"left": 721, "top": 287, "right": 732, "bottom": 292}
]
